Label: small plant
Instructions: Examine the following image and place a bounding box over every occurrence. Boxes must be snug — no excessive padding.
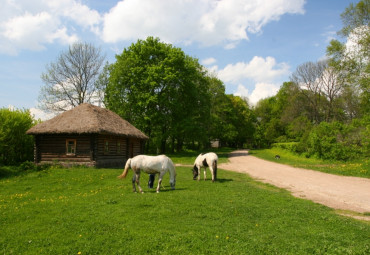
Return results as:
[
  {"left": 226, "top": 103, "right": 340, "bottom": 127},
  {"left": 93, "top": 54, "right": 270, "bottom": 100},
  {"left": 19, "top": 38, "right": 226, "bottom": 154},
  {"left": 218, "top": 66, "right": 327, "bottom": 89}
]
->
[{"left": 19, "top": 161, "right": 36, "bottom": 171}]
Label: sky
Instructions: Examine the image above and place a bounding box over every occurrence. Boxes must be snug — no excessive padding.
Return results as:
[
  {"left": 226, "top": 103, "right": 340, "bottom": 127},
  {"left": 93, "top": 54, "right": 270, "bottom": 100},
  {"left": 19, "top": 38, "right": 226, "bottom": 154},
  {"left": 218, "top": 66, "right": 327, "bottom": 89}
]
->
[{"left": 0, "top": 0, "right": 353, "bottom": 120}]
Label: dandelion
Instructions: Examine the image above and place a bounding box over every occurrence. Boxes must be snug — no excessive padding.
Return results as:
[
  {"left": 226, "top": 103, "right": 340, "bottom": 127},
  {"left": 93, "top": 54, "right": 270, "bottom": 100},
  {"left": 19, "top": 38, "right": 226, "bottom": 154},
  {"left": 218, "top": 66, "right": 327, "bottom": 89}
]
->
[
  {"left": 216, "top": 235, "right": 219, "bottom": 239},
  {"left": 226, "top": 236, "right": 230, "bottom": 240},
  {"left": 77, "top": 252, "right": 81, "bottom": 255}
]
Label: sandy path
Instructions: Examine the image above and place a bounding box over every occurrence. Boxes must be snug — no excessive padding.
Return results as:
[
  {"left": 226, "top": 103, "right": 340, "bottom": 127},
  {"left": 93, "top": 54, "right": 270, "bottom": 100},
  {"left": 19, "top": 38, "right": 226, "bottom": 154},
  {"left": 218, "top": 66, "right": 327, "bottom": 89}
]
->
[{"left": 219, "top": 150, "right": 370, "bottom": 220}]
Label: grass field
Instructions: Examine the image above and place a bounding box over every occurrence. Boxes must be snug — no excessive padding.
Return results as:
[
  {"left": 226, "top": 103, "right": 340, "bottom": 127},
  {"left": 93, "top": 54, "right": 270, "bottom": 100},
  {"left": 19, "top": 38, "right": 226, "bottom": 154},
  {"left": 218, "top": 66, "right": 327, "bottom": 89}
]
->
[
  {"left": 1, "top": 163, "right": 369, "bottom": 254},
  {"left": 250, "top": 148, "right": 370, "bottom": 179}
]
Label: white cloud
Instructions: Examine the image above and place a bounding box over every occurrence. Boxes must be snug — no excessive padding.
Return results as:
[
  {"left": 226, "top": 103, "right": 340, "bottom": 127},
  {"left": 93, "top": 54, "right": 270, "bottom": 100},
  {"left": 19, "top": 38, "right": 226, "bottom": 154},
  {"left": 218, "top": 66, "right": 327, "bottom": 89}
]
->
[
  {"left": 102, "top": 0, "right": 305, "bottom": 47},
  {"left": 212, "top": 56, "right": 289, "bottom": 104},
  {"left": 322, "top": 30, "right": 336, "bottom": 43},
  {"left": 234, "top": 84, "right": 249, "bottom": 97},
  {"left": 201, "top": 57, "right": 217, "bottom": 66},
  {"left": 217, "top": 56, "right": 290, "bottom": 84},
  {"left": 0, "top": 0, "right": 101, "bottom": 55},
  {"left": 0, "top": 0, "right": 305, "bottom": 54},
  {"left": 234, "top": 83, "right": 280, "bottom": 105},
  {"left": 249, "top": 83, "right": 280, "bottom": 105},
  {"left": 30, "top": 107, "right": 55, "bottom": 121}
]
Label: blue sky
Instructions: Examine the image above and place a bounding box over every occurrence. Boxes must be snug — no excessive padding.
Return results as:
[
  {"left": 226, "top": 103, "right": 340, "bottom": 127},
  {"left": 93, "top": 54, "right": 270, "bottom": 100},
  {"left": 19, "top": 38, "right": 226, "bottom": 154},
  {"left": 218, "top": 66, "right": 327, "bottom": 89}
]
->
[{"left": 0, "top": 0, "right": 352, "bottom": 120}]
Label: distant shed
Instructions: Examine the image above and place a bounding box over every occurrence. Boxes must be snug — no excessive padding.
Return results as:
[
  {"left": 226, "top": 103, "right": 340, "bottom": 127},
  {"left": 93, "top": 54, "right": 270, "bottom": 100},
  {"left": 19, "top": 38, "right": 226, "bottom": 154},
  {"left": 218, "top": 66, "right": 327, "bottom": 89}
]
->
[{"left": 26, "top": 103, "right": 148, "bottom": 167}]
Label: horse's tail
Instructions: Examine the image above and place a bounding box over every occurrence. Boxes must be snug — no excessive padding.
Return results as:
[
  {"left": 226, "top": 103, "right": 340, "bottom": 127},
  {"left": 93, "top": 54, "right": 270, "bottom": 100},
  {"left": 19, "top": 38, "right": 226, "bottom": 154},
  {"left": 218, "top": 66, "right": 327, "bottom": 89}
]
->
[
  {"left": 213, "top": 160, "right": 217, "bottom": 181},
  {"left": 118, "top": 158, "right": 131, "bottom": 179}
]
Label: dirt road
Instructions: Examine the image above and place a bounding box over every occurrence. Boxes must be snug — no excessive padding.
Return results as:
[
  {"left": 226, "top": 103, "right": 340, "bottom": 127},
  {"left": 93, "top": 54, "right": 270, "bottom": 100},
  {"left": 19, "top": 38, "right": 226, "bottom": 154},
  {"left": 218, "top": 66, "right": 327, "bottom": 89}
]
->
[{"left": 219, "top": 150, "right": 370, "bottom": 220}]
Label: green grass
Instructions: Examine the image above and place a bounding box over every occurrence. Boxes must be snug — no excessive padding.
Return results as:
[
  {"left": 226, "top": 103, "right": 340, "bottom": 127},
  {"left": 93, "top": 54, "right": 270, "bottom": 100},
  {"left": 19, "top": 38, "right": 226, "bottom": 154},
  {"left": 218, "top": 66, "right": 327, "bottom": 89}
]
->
[
  {"left": 250, "top": 148, "right": 370, "bottom": 178},
  {"left": 1, "top": 166, "right": 369, "bottom": 254}
]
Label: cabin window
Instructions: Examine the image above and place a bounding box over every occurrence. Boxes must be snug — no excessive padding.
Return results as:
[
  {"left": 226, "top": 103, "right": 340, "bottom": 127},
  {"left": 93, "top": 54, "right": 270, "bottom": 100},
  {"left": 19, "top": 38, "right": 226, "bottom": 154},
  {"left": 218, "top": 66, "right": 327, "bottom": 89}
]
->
[
  {"left": 117, "top": 141, "right": 121, "bottom": 154},
  {"left": 104, "top": 140, "right": 109, "bottom": 154},
  {"left": 66, "top": 139, "right": 76, "bottom": 155}
]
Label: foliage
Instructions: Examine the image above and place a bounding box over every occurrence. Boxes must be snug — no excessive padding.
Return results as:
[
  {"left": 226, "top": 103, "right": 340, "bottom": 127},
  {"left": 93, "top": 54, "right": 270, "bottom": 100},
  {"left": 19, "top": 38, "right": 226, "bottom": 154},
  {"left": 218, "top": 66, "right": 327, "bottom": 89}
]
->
[
  {"left": 1, "top": 167, "right": 369, "bottom": 254},
  {"left": 216, "top": 95, "right": 255, "bottom": 148},
  {"left": 304, "top": 119, "right": 369, "bottom": 160},
  {"left": 0, "top": 108, "right": 36, "bottom": 165},
  {"left": 272, "top": 142, "right": 299, "bottom": 153},
  {"left": 39, "top": 42, "right": 106, "bottom": 113},
  {"left": 105, "top": 37, "right": 211, "bottom": 153},
  {"left": 253, "top": 1, "right": 369, "bottom": 162},
  {"left": 326, "top": 0, "right": 369, "bottom": 117},
  {"left": 105, "top": 37, "right": 254, "bottom": 152}
]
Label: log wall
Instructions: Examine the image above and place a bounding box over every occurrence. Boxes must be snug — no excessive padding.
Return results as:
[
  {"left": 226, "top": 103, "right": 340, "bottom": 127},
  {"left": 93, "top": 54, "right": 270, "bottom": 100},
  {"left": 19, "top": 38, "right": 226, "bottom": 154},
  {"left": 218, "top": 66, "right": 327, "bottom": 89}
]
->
[{"left": 34, "top": 134, "right": 145, "bottom": 168}]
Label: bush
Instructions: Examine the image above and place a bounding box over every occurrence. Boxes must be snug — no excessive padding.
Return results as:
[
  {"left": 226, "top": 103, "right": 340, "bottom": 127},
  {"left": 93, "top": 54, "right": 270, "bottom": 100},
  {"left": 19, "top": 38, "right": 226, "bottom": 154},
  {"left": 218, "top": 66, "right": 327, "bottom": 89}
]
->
[
  {"left": 272, "top": 142, "right": 298, "bottom": 153},
  {"left": 305, "top": 120, "right": 368, "bottom": 160},
  {"left": 0, "top": 108, "right": 37, "bottom": 165},
  {"left": 19, "top": 161, "right": 36, "bottom": 171}
]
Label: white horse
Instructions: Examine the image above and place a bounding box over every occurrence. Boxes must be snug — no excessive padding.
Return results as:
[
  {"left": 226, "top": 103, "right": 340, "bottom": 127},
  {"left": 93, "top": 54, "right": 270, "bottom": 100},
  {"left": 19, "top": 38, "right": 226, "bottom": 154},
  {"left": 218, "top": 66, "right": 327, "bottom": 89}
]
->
[
  {"left": 118, "top": 155, "right": 176, "bottom": 193},
  {"left": 192, "top": 152, "right": 218, "bottom": 182}
]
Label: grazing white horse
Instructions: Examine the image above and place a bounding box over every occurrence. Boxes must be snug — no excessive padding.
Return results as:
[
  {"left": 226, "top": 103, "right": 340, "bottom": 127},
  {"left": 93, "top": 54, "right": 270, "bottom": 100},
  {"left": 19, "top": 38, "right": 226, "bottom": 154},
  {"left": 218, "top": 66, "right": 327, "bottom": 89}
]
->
[
  {"left": 192, "top": 152, "right": 218, "bottom": 182},
  {"left": 118, "top": 155, "right": 176, "bottom": 193}
]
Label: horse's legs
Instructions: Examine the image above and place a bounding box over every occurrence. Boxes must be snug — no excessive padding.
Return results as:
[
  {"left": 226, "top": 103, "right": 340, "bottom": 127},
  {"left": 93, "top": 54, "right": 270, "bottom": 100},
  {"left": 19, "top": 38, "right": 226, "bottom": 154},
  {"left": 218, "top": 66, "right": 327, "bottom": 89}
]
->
[
  {"left": 135, "top": 173, "right": 144, "bottom": 193},
  {"left": 156, "top": 172, "right": 166, "bottom": 193},
  {"left": 132, "top": 175, "right": 137, "bottom": 192},
  {"left": 203, "top": 167, "right": 207, "bottom": 181},
  {"left": 209, "top": 165, "right": 215, "bottom": 182}
]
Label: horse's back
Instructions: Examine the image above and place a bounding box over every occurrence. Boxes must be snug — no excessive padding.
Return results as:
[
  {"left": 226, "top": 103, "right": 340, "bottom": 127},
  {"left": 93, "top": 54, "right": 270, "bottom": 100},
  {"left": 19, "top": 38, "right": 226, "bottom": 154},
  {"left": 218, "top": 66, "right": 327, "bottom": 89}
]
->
[
  {"left": 206, "top": 152, "right": 218, "bottom": 161},
  {"left": 132, "top": 154, "right": 173, "bottom": 172}
]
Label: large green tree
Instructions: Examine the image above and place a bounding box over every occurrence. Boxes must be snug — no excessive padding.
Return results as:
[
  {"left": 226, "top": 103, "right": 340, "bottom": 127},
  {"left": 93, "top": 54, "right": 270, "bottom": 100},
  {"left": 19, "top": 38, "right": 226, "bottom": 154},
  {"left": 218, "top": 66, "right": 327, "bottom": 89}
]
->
[{"left": 105, "top": 37, "right": 211, "bottom": 153}]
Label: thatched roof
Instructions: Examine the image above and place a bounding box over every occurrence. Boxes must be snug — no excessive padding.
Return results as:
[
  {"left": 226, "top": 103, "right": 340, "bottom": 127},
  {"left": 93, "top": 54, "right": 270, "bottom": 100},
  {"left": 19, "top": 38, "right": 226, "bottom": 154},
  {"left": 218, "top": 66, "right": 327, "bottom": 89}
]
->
[{"left": 27, "top": 103, "right": 148, "bottom": 139}]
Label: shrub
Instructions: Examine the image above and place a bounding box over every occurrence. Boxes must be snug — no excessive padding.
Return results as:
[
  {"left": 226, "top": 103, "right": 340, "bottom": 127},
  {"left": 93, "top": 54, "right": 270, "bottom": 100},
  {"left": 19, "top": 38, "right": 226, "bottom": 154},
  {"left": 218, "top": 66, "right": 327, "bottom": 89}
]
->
[
  {"left": 305, "top": 120, "right": 367, "bottom": 160},
  {"left": 0, "top": 108, "right": 37, "bottom": 165},
  {"left": 19, "top": 161, "right": 36, "bottom": 171},
  {"left": 272, "top": 142, "right": 298, "bottom": 153}
]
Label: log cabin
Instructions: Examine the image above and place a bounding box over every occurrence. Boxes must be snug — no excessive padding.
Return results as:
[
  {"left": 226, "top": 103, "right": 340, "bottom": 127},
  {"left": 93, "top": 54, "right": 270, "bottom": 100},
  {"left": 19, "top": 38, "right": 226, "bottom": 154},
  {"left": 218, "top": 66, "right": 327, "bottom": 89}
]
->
[{"left": 26, "top": 103, "right": 148, "bottom": 167}]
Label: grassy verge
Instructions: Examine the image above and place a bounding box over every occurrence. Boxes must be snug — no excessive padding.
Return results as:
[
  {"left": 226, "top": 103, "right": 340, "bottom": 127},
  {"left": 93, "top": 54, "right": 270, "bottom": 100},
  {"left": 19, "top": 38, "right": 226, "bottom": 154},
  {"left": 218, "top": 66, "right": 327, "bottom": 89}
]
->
[
  {"left": 1, "top": 166, "right": 369, "bottom": 254},
  {"left": 250, "top": 148, "right": 370, "bottom": 178}
]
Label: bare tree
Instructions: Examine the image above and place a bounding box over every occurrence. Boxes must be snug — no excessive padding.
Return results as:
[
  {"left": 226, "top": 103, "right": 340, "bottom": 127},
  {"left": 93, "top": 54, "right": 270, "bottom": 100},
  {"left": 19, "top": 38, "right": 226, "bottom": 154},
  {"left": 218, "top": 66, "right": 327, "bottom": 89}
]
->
[
  {"left": 291, "top": 60, "right": 327, "bottom": 123},
  {"left": 320, "top": 66, "right": 342, "bottom": 121},
  {"left": 39, "top": 42, "right": 105, "bottom": 113},
  {"left": 291, "top": 60, "right": 345, "bottom": 123}
]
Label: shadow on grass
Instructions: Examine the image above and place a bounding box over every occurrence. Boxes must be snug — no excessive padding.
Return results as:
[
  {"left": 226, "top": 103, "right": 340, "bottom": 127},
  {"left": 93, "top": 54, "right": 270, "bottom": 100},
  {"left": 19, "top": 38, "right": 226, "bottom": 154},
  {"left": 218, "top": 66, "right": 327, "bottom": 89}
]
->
[
  {"left": 216, "top": 178, "right": 233, "bottom": 183},
  {"left": 0, "top": 166, "right": 27, "bottom": 179},
  {"left": 190, "top": 178, "right": 233, "bottom": 183},
  {"left": 141, "top": 187, "right": 187, "bottom": 193}
]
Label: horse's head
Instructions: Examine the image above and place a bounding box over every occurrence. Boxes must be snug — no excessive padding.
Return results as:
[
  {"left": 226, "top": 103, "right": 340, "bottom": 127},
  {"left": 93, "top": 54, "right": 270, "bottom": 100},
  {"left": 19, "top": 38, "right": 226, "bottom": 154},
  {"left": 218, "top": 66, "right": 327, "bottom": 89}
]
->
[{"left": 192, "top": 165, "right": 199, "bottom": 180}]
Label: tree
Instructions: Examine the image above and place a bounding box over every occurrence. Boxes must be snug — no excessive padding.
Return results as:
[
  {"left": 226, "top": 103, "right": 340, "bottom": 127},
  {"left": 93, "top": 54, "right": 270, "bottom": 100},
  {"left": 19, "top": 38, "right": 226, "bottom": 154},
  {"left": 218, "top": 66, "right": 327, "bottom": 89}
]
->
[
  {"left": 327, "top": 0, "right": 369, "bottom": 116},
  {"left": 39, "top": 42, "right": 106, "bottom": 113},
  {"left": 105, "top": 37, "right": 211, "bottom": 153},
  {"left": 0, "top": 108, "right": 36, "bottom": 165},
  {"left": 290, "top": 60, "right": 328, "bottom": 123}
]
